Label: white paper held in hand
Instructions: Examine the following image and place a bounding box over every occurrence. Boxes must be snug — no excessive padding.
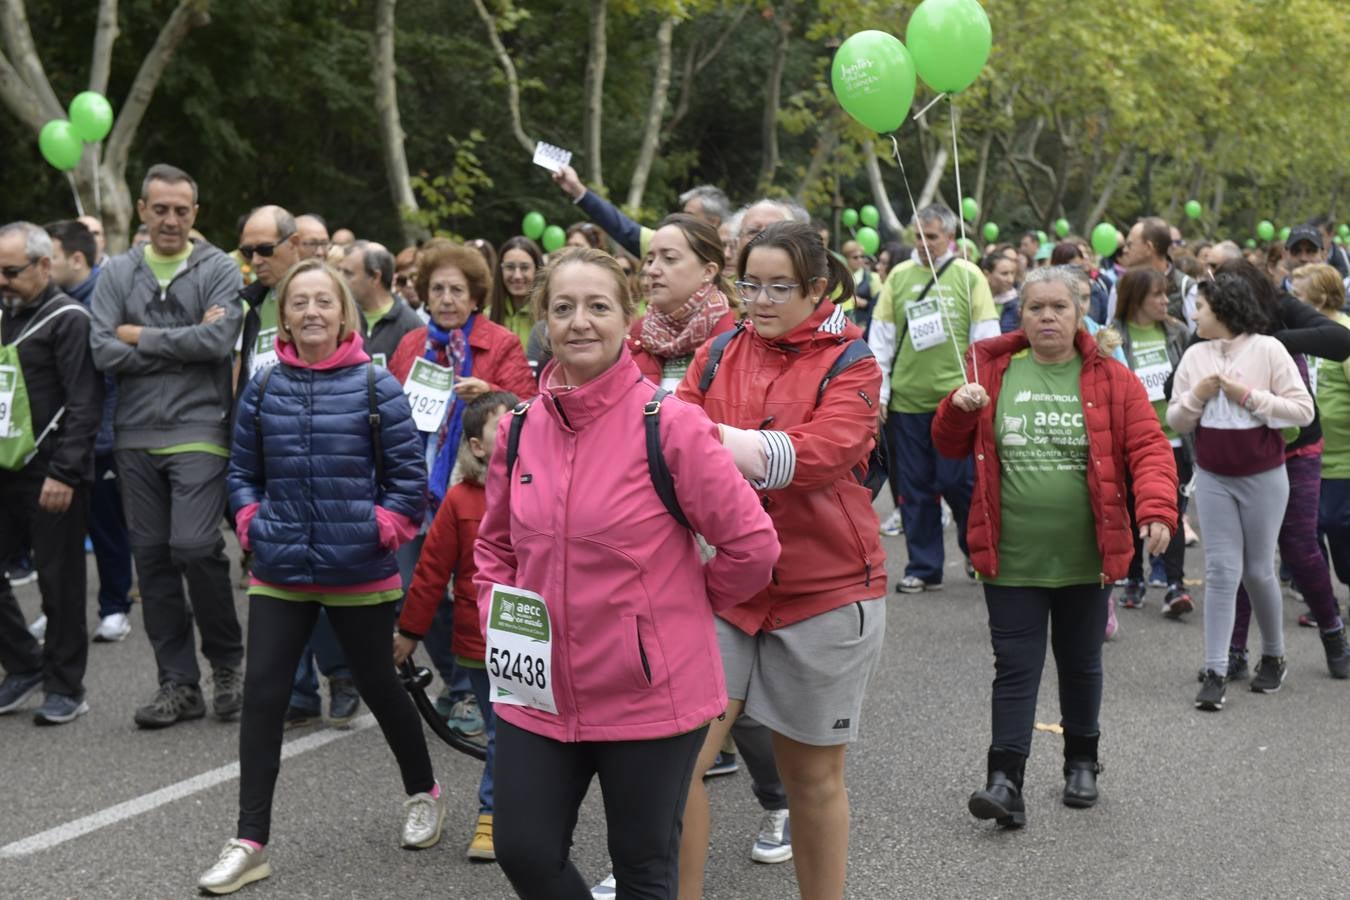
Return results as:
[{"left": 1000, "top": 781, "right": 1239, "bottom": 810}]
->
[{"left": 532, "top": 141, "right": 573, "bottom": 174}]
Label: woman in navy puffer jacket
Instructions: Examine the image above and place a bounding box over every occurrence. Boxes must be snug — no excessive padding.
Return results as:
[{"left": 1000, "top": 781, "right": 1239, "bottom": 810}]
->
[{"left": 197, "top": 260, "right": 440, "bottom": 896}]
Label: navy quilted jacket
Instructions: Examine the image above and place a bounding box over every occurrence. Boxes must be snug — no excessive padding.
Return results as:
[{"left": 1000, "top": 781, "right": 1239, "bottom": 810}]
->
[{"left": 227, "top": 347, "right": 426, "bottom": 587}]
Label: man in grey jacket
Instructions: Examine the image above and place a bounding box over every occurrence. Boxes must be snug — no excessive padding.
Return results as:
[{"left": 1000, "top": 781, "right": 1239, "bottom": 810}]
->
[{"left": 89, "top": 164, "right": 246, "bottom": 729}]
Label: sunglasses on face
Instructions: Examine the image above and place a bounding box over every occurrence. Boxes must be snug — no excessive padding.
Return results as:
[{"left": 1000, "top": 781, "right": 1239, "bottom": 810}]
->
[
  {"left": 0, "top": 260, "right": 37, "bottom": 280},
  {"left": 239, "top": 237, "right": 290, "bottom": 259}
]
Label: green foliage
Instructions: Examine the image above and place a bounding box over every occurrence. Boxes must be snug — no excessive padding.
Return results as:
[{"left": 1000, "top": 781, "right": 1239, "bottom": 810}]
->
[{"left": 406, "top": 129, "right": 495, "bottom": 240}]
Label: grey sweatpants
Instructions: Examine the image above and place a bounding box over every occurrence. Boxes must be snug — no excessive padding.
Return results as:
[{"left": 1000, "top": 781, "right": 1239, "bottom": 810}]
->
[{"left": 1195, "top": 465, "right": 1289, "bottom": 675}]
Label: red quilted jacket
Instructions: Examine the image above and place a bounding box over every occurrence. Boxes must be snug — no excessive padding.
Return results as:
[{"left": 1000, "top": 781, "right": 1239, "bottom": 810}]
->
[{"left": 931, "top": 329, "right": 1178, "bottom": 583}]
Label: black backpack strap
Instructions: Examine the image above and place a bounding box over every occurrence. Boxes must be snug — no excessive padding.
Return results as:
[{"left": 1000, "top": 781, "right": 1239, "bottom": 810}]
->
[
  {"left": 504, "top": 399, "right": 533, "bottom": 481},
  {"left": 367, "top": 363, "right": 384, "bottom": 486},
  {"left": 644, "top": 388, "right": 692, "bottom": 530},
  {"left": 817, "top": 338, "right": 876, "bottom": 402},
  {"left": 696, "top": 321, "right": 746, "bottom": 393},
  {"left": 252, "top": 365, "right": 277, "bottom": 483}
]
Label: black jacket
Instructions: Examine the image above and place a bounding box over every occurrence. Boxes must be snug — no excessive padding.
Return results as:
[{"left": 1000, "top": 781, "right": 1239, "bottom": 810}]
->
[
  {"left": 235, "top": 280, "right": 270, "bottom": 401},
  {"left": 359, "top": 296, "right": 424, "bottom": 363},
  {"left": 1, "top": 282, "right": 103, "bottom": 484}
]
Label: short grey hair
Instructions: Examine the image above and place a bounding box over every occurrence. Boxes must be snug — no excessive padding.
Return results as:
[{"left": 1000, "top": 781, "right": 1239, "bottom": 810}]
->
[
  {"left": 1211, "top": 240, "right": 1243, "bottom": 263},
  {"left": 742, "top": 198, "right": 810, "bottom": 226},
  {"left": 1022, "top": 265, "right": 1085, "bottom": 305},
  {"left": 725, "top": 210, "right": 744, "bottom": 241},
  {"left": 678, "top": 185, "right": 731, "bottom": 224},
  {"left": 346, "top": 239, "right": 395, "bottom": 291},
  {"left": 0, "top": 221, "right": 54, "bottom": 260},
  {"left": 916, "top": 204, "right": 958, "bottom": 237},
  {"left": 140, "top": 163, "right": 199, "bottom": 203},
  {"left": 248, "top": 205, "right": 296, "bottom": 240}
]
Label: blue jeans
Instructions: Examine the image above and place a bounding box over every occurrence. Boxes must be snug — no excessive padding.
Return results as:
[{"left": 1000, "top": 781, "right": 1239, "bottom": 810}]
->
[
  {"left": 89, "top": 454, "right": 133, "bottom": 617},
  {"left": 890, "top": 410, "right": 972, "bottom": 582},
  {"left": 466, "top": 666, "right": 496, "bottom": 814},
  {"left": 288, "top": 608, "right": 352, "bottom": 713}
]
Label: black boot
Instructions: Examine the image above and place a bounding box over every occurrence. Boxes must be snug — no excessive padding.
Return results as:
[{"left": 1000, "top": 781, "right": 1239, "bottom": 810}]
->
[
  {"left": 1062, "top": 733, "right": 1101, "bottom": 809},
  {"left": 968, "top": 749, "right": 1026, "bottom": 828}
]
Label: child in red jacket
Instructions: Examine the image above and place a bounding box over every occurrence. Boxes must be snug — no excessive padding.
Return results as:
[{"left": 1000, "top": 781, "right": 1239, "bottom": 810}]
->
[{"left": 393, "top": 391, "right": 518, "bottom": 861}]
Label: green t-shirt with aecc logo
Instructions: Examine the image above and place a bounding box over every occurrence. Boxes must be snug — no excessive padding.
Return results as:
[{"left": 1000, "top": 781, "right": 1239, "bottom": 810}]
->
[
  {"left": 1125, "top": 321, "right": 1178, "bottom": 442},
  {"left": 986, "top": 351, "right": 1102, "bottom": 587},
  {"left": 1317, "top": 312, "right": 1350, "bottom": 479}
]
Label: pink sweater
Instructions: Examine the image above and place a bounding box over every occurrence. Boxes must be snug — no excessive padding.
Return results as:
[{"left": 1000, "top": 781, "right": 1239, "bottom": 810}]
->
[{"left": 1167, "top": 333, "right": 1314, "bottom": 476}]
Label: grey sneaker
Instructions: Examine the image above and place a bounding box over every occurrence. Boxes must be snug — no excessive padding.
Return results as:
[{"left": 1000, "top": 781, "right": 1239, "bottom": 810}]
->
[
  {"left": 34, "top": 692, "right": 89, "bottom": 725},
  {"left": 212, "top": 665, "right": 244, "bottom": 721},
  {"left": 750, "top": 808, "right": 792, "bottom": 864},
  {"left": 401, "top": 789, "right": 445, "bottom": 849},
  {"left": 1195, "top": 670, "right": 1226, "bottom": 711},
  {"left": 0, "top": 671, "right": 44, "bottom": 714},
  {"left": 1250, "top": 655, "right": 1287, "bottom": 693},
  {"left": 447, "top": 694, "right": 485, "bottom": 737},
  {"left": 134, "top": 682, "right": 206, "bottom": 729},
  {"left": 328, "top": 677, "right": 360, "bottom": 725},
  {"left": 197, "top": 839, "right": 271, "bottom": 895}
]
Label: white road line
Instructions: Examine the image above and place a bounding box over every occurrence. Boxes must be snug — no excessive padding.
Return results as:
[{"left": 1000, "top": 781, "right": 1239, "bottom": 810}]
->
[{"left": 0, "top": 714, "right": 377, "bottom": 859}]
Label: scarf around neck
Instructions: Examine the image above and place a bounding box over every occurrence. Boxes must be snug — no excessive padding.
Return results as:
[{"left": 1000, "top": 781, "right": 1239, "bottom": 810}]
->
[
  {"left": 639, "top": 282, "right": 730, "bottom": 360},
  {"left": 424, "top": 314, "right": 476, "bottom": 506}
]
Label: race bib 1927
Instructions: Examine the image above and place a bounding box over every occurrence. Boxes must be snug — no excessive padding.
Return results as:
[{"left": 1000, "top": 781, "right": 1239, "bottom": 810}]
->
[{"left": 403, "top": 356, "right": 454, "bottom": 433}]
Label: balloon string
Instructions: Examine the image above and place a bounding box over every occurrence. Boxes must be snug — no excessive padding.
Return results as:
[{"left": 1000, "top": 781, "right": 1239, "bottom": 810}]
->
[
  {"left": 888, "top": 133, "right": 970, "bottom": 385},
  {"left": 65, "top": 172, "right": 85, "bottom": 217},
  {"left": 911, "top": 92, "right": 947, "bottom": 121},
  {"left": 949, "top": 99, "right": 977, "bottom": 386}
]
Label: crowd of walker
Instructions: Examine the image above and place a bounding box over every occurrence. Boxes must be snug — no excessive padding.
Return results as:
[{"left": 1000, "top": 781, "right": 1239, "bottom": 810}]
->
[{"left": 2, "top": 159, "right": 1349, "bottom": 900}]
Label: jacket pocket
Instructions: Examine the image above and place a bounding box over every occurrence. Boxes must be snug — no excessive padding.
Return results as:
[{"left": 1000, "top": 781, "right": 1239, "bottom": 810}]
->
[
  {"left": 832, "top": 485, "right": 871, "bottom": 586},
  {"left": 621, "top": 614, "right": 653, "bottom": 690}
]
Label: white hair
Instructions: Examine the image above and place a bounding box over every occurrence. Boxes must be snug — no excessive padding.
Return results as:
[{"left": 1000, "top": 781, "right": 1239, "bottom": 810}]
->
[{"left": 0, "top": 221, "right": 54, "bottom": 260}]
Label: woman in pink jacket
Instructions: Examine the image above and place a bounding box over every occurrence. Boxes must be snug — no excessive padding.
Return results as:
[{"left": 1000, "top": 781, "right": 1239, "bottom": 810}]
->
[{"left": 474, "top": 247, "right": 780, "bottom": 899}]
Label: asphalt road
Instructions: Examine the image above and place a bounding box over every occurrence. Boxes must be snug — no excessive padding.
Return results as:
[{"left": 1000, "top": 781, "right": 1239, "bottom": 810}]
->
[{"left": 3, "top": 512, "right": 1347, "bottom": 900}]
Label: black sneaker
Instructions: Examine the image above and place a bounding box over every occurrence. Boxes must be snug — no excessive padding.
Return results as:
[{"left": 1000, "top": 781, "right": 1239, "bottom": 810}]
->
[
  {"left": 134, "top": 683, "right": 206, "bottom": 729},
  {"left": 705, "top": 751, "right": 740, "bottom": 778},
  {"left": 1250, "top": 655, "right": 1287, "bottom": 693},
  {"left": 1227, "top": 649, "right": 1249, "bottom": 682},
  {"left": 285, "top": 705, "right": 321, "bottom": 729},
  {"left": 212, "top": 665, "right": 244, "bottom": 721},
  {"left": 1195, "top": 670, "right": 1226, "bottom": 711},
  {"left": 0, "top": 670, "right": 43, "bottom": 713},
  {"left": 1161, "top": 584, "right": 1193, "bottom": 619},
  {"left": 1118, "top": 580, "right": 1146, "bottom": 609},
  {"left": 1321, "top": 629, "right": 1350, "bottom": 680},
  {"left": 328, "top": 677, "right": 361, "bottom": 725}
]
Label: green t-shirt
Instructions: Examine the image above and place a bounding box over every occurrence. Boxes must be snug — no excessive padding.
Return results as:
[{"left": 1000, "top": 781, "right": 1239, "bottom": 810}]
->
[
  {"left": 145, "top": 245, "right": 192, "bottom": 290},
  {"left": 502, "top": 297, "right": 533, "bottom": 349},
  {"left": 1125, "top": 321, "right": 1178, "bottom": 442},
  {"left": 363, "top": 300, "right": 394, "bottom": 334},
  {"left": 1317, "top": 313, "right": 1350, "bottom": 478},
  {"left": 149, "top": 442, "right": 230, "bottom": 458},
  {"left": 987, "top": 351, "right": 1102, "bottom": 587},
  {"left": 876, "top": 258, "right": 997, "bottom": 413},
  {"left": 247, "top": 585, "right": 404, "bottom": 607}
]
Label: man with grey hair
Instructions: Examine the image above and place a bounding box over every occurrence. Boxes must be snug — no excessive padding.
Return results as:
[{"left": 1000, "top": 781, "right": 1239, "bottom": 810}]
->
[
  {"left": 90, "top": 163, "right": 246, "bottom": 729},
  {"left": 733, "top": 199, "right": 810, "bottom": 254},
  {"left": 295, "top": 214, "right": 331, "bottom": 260},
  {"left": 869, "top": 203, "right": 999, "bottom": 590},
  {"left": 234, "top": 204, "right": 302, "bottom": 395},
  {"left": 678, "top": 185, "right": 731, "bottom": 226},
  {"left": 339, "top": 240, "right": 422, "bottom": 365},
  {"left": 0, "top": 222, "right": 103, "bottom": 724}
]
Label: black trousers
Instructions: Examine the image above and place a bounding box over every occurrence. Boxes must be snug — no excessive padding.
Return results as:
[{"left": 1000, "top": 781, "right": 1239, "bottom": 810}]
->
[
  {"left": 495, "top": 717, "right": 707, "bottom": 900},
  {"left": 0, "top": 471, "right": 88, "bottom": 697},
  {"left": 984, "top": 583, "right": 1108, "bottom": 757},
  {"left": 236, "top": 596, "right": 434, "bottom": 844}
]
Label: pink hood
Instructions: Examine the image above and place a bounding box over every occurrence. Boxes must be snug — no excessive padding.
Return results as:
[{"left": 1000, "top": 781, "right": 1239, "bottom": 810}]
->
[
  {"left": 474, "top": 346, "right": 780, "bottom": 742},
  {"left": 277, "top": 331, "right": 371, "bottom": 370}
]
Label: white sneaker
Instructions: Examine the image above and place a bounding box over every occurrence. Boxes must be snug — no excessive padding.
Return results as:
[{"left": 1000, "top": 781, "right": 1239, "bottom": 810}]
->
[
  {"left": 750, "top": 808, "right": 792, "bottom": 863},
  {"left": 27, "top": 615, "right": 46, "bottom": 641},
  {"left": 197, "top": 839, "right": 271, "bottom": 895},
  {"left": 591, "top": 874, "right": 618, "bottom": 898},
  {"left": 94, "top": 612, "right": 131, "bottom": 643},
  {"left": 879, "top": 509, "right": 903, "bottom": 537},
  {"left": 401, "top": 788, "right": 445, "bottom": 849}
]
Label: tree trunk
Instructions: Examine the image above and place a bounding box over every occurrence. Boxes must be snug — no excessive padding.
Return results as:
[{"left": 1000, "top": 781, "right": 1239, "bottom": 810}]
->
[
  {"left": 862, "top": 140, "right": 903, "bottom": 234},
  {"left": 583, "top": 0, "right": 607, "bottom": 191},
  {"left": 916, "top": 145, "right": 949, "bottom": 211},
  {"left": 470, "top": 0, "right": 533, "bottom": 156},
  {"left": 624, "top": 16, "right": 676, "bottom": 212},
  {"left": 372, "top": 0, "right": 425, "bottom": 245},
  {"left": 972, "top": 129, "right": 993, "bottom": 220},
  {"left": 1085, "top": 147, "right": 1133, "bottom": 232},
  {"left": 793, "top": 116, "right": 838, "bottom": 205},
  {"left": 662, "top": 6, "right": 748, "bottom": 142},
  {"left": 90, "top": 0, "right": 119, "bottom": 94},
  {"left": 1212, "top": 173, "right": 1225, "bottom": 227},
  {"left": 755, "top": 8, "right": 791, "bottom": 194}
]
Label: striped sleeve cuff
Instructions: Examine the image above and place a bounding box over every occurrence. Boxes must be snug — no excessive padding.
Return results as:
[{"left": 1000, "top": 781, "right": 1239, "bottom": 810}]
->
[{"left": 754, "top": 430, "right": 796, "bottom": 490}]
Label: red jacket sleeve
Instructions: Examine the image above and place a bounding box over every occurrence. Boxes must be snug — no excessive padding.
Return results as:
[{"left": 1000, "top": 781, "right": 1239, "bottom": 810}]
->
[
  {"left": 674, "top": 340, "right": 713, "bottom": 406},
  {"left": 779, "top": 358, "right": 883, "bottom": 490},
  {"left": 1117, "top": 366, "right": 1179, "bottom": 532},
  {"left": 480, "top": 329, "right": 538, "bottom": 400},
  {"left": 932, "top": 390, "right": 981, "bottom": 459},
  {"left": 397, "top": 492, "right": 461, "bottom": 638},
  {"left": 474, "top": 414, "right": 518, "bottom": 635}
]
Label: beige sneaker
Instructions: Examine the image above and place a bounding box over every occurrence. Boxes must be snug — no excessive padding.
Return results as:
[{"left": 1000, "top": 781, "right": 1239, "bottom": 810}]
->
[
  {"left": 401, "top": 789, "right": 445, "bottom": 849},
  {"left": 197, "top": 839, "right": 271, "bottom": 895},
  {"left": 466, "top": 813, "right": 495, "bottom": 861}
]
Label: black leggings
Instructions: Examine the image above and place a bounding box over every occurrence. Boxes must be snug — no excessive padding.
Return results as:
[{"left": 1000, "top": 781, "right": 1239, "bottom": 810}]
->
[
  {"left": 984, "top": 583, "right": 1109, "bottom": 757},
  {"left": 236, "top": 596, "right": 434, "bottom": 844},
  {"left": 494, "top": 718, "right": 707, "bottom": 900}
]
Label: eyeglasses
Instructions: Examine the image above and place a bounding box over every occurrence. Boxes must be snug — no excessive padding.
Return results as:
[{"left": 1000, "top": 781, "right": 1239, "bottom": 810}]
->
[
  {"left": 0, "top": 260, "right": 37, "bottom": 280},
  {"left": 734, "top": 280, "right": 800, "bottom": 304},
  {"left": 239, "top": 239, "right": 289, "bottom": 259},
  {"left": 300, "top": 239, "right": 330, "bottom": 252}
]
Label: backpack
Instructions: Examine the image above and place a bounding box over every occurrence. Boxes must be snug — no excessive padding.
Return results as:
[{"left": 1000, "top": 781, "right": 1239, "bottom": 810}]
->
[
  {"left": 254, "top": 362, "right": 384, "bottom": 485},
  {"left": 0, "top": 302, "right": 90, "bottom": 471},
  {"left": 505, "top": 387, "right": 690, "bottom": 530},
  {"left": 697, "top": 322, "right": 887, "bottom": 499}
]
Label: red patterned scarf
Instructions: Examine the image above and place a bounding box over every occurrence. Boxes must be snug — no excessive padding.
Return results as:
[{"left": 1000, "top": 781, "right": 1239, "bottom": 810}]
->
[{"left": 639, "top": 282, "right": 731, "bottom": 359}]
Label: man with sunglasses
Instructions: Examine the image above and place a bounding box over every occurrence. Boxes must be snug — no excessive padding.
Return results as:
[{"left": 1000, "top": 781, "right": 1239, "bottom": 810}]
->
[
  {"left": 0, "top": 222, "right": 103, "bottom": 725},
  {"left": 234, "top": 205, "right": 302, "bottom": 397},
  {"left": 89, "top": 164, "right": 246, "bottom": 729}
]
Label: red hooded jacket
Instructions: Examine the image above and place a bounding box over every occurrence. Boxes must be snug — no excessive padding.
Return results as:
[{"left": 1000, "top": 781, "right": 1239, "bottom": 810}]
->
[{"left": 931, "top": 329, "right": 1178, "bottom": 583}]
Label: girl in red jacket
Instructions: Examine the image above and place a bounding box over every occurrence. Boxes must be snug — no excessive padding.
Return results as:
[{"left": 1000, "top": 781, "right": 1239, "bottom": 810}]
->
[
  {"left": 932, "top": 266, "right": 1177, "bottom": 829},
  {"left": 392, "top": 390, "right": 518, "bottom": 863}
]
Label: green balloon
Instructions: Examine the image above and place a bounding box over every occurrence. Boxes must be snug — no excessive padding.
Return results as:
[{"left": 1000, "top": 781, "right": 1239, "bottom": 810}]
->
[
  {"left": 1279, "top": 226, "right": 1291, "bottom": 242},
  {"left": 961, "top": 197, "right": 979, "bottom": 222},
  {"left": 856, "top": 226, "right": 880, "bottom": 256},
  {"left": 905, "top": 0, "right": 993, "bottom": 94},
  {"left": 1336, "top": 235, "right": 1345, "bottom": 246},
  {"left": 1245, "top": 238, "right": 1257, "bottom": 249},
  {"left": 830, "top": 30, "right": 918, "bottom": 133},
  {"left": 1090, "top": 222, "right": 1119, "bottom": 258},
  {"left": 982, "top": 222, "right": 999, "bottom": 242},
  {"left": 860, "top": 204, "right": 880, "bottom": 227},
  {"left": 957, "top": 237, "right": 979, "bottom": 257},
  {"left": 1184, "top": 200, "right": 1202, "bottom": 220},
  {"left": 1036, "top": 230, "right": 1048, "bottom": 245},
  {"left": 541, "top": 224, "right": 566, "bottom": 253},
  {"left": 841, "top": 208, "right": 859, "bottom": 228},
  {"left": 522, "top": 211, "right": 546, "bottom": 240},
  {"left": 68, "top": 91, "right": 113, "bottom": 143},
  {"left": 1340, "top": 223, "right": 1350, "bottom": 237},
  {"left": 1054, "top": 217, "right": 1070, "bottom": 237},
  {"left": 1256, "top": 220, "right": 1275, "bottom": 241},
  {"left": 38, "top": 120, "right": 83, "bottom": 171}
]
